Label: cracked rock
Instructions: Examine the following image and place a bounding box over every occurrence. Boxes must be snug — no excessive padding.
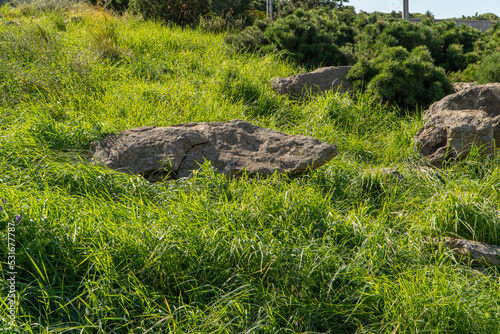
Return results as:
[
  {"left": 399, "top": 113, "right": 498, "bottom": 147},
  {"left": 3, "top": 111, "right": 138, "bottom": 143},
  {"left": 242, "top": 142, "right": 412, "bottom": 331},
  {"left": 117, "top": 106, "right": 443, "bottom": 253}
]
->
[
  {"left": 415, "top": 83, "right": 500, "bottom": 167},
  {"left": 91, "top": 119, "right": 337, "bottom": 181}
]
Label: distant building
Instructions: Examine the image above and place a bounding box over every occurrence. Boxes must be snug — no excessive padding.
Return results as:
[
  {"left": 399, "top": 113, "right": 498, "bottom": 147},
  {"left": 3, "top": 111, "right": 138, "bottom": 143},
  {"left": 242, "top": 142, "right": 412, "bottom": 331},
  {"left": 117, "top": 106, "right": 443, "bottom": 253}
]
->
[
  {"left": 408, "top": 18, "right": 492, "bottom": 32},
  {"left": 402, "top": 0, "right": 492, "bottom": 32}
]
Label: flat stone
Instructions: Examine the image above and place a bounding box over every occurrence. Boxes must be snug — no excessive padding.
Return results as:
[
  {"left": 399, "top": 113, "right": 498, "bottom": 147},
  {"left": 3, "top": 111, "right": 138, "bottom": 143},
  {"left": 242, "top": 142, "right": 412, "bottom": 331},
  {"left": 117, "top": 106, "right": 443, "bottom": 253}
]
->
[
  {"left": 271, "top": 66, "right": 352, "bottom": 98},
  {"left": 91, "top": 119, "right": 337, "bottom": 181}
]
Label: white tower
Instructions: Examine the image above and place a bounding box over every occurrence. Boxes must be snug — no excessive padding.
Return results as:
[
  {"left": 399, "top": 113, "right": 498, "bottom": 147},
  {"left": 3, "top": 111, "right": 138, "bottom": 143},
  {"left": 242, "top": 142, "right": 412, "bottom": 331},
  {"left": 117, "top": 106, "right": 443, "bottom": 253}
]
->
[{"left": 403, "top": 0, "right": 409, "bottom": 19}]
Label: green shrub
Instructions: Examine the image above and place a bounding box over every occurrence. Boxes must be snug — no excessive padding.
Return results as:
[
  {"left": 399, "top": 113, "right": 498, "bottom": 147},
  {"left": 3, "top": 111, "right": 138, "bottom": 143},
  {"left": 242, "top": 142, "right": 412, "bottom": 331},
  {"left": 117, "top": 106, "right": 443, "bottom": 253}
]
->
[
  {"left": 198, "top": 11, "right": 247, "bottom": 33},
  {"left": 477, "top": 52, "right": 500, "bottom": 83},
  {"left": 441, "top": 43, "right": 467, "bottom": 72},
  {"left": 355, "top": 17, "right": 480, "bottom": 73},
  {"left": 119, "top": 0, "right": 265, "bottom": 26},
  {"left": 448, "top": 62, "right": 479, "bottom": 82},
  {"left": 224, "top": 23, "right": 271, "bottom": 53},
  {"left": 347, "top": 46, "right": 453, "bottom": 107},
  {"left": 432, "top": 20, "right": 481, "bottom": 72},
  {"left": 226, "top": 8, "right": 354, "bottom": 68},
  {"left": 273, "top": 0, "right": 344, "bottom": 18},
  {"left": 129, "top": 0, "right": 211, "bottom": 25},
  {"left": 226, "top": 8, "right": 484, "bottom": 75},
  {"left": 210, "top": 0, "right": 265, "bottom": 17},
  {"left": 263, "top": 10, "right": 349, "bottom": 66}
]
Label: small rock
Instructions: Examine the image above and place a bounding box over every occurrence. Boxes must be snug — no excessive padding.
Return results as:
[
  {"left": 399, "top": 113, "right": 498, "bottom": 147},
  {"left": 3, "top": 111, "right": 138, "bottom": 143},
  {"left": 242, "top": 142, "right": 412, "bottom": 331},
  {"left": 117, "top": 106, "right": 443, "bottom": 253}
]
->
[
  {"left": 271, "top": 66, "right": 352, "bottom": 98},
  {"left": 431, "top": 237, "right": 500, "bottom": 269},
  {"left": 91, "top": 119, "right": 337, "bottom": 181}
]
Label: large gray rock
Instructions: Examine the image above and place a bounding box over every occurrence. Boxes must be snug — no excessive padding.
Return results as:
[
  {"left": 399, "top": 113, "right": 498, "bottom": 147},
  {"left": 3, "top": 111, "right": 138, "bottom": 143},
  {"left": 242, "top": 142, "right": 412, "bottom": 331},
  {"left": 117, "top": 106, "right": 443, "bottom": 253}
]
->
[
  {"left": 437, "top": 237, "right": 500, "bottom": 269},
  {"left": 91, "top": 119, "right": 337, "bottom": 181},
  {"left": 415, "top": 83, "right": 500, "bottom": 167},
  {"left": 271, "top": 66, "right": 352, "bottom": 97},
  {"left": 452, "top": 82, "right": 476, "bottom": 93}
]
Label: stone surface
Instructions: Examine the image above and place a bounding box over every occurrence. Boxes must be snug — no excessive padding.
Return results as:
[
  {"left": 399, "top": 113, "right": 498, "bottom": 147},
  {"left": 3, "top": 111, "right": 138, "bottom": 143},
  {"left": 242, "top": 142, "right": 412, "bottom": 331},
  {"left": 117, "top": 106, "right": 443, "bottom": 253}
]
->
[
  {"left": 91, "top": 119, "right": 337, "bottom": 181},
  {"left": 437, "top": 237, "right": 500, "bottom": 269},
  {"left": 271, "top": 66, "right": 352, "bottom": 97},
  {"left": 452, "top": 82, "right": 476, "bottom": 93},
  {"left": 415, "top": 83, "right": 500, "bottom": 167}
]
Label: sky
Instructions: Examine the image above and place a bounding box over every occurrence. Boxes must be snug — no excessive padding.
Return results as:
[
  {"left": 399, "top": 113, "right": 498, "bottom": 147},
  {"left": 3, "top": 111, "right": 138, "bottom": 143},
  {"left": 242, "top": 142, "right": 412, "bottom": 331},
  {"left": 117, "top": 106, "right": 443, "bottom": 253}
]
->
[{"left": 349, "top": 0, "right": 500, "bottom": 19}]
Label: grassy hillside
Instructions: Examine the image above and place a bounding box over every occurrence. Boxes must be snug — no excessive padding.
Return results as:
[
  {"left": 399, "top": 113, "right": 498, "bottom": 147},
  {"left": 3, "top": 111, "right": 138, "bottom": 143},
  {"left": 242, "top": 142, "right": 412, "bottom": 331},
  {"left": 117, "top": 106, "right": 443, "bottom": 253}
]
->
[{"left": 1, "top": 2, "right": 499, "bottom": 333}]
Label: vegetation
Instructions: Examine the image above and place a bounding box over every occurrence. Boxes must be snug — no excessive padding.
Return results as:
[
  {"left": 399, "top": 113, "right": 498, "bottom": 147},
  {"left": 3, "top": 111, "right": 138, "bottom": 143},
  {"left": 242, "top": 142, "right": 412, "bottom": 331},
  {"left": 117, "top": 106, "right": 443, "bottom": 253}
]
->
[
  {"left": 124, "top": 0, "right": 347, "bottom": 26},
  {"left": 224, "top": 8, "right": 355, "bottom": 68},
  {"left": 477, "top": 52, "right": 500, "bottom": 83},
  {"left": 272, "top": 0, "right": 346, "bottom": 18},
  {"left": 347, "top": 46, "right": 453, "bottom": 107},
  {"left": 225, "top": 7, "right": 500, "bottom": 107},
  {"left": 0, "top": 1, "right": 499, "bottom": 333},
  {"left": 128, "top": 0, "right": 212, "bottom": 26},
  {"left": 460, "top": 12, "right": 500, "bottom": 21}
]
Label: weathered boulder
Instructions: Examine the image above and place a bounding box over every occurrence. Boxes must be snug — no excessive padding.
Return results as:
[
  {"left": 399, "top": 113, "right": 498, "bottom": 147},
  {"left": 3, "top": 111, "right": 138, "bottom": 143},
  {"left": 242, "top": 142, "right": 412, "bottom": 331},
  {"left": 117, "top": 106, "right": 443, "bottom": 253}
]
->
[
  {"left": 271, "top": 66, "right": 352, "bottom": 97},
  {"left": 452, "top": 82, "right": 476, "bottom": 93},
  {"left": 415, "top": 83, "right": 500, "bottom": 167},
  {"left": 91, "top": 119, "right": 337, "bottom": 181},
  {"left": 434, "top": 237, "right": 500, "bottom": 269}
]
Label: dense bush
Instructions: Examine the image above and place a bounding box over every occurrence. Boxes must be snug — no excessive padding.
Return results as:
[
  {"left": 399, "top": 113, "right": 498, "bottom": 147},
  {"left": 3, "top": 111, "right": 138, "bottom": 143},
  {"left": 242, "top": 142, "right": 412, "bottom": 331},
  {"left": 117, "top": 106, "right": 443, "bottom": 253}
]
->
[
  {"left": 210, "top": 0, "right": 264, "bottom": 16},
  {"left": 228, "top": 8, "right": 482, "bottom": 72},
  {"left": 474, "top": 22, "right": 500, "bottom": 57},
  {"left": 204, "top": 0, "right": 266, "bottom": 28},
  {"left": 226, "top": 7, "right": 495, "bottom": 106},
  {"left": 450, "top": 22, "right": 500, "bottom": 81},
  {"left": 106, "top": 0, "right": 267, "bottom": 26},
  {"left": 347, "top": 46, "right": 453, "bottom": 107},
  {"left": 477, "top": 52, "right": 500, "bottom": 83},
  {"left": 273, "top": 0, "right": 344, "bottom": 18},
  {"left": 226, "top": 8, "right": 355, "bottom": 68},
  {"left": 102, "top": 0, "right": 348, "bottom": 24},
  {"left": 129, "top": 0, "right": 211, "bottom": 25},
  {"left": 354, "top": 17, "right": 482, "bottom": 73},
  {"left": 198, "top": 11, "right": 248, "bottom": 33}
]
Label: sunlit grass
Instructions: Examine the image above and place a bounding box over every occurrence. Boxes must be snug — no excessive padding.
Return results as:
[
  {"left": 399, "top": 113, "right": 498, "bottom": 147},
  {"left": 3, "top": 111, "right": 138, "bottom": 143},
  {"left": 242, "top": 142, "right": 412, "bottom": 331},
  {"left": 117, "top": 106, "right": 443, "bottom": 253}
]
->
[{"left": 0, "top": 1, "right": 499, "bottom": 333}]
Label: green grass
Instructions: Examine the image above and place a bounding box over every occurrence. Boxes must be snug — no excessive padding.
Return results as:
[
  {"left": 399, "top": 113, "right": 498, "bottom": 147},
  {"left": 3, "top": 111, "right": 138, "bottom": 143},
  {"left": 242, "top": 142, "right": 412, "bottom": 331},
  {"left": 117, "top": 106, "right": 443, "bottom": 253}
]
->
[{"left": 0, "top": 2, "right": 499, "bottom": 333}]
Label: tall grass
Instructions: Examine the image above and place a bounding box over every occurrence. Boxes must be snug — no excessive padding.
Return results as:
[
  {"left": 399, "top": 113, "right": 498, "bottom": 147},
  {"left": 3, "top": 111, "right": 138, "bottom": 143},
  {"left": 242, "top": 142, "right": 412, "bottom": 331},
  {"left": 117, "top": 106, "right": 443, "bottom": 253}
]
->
[{"left": 0, "top": 2, "right": 499, "bottom": 333}]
